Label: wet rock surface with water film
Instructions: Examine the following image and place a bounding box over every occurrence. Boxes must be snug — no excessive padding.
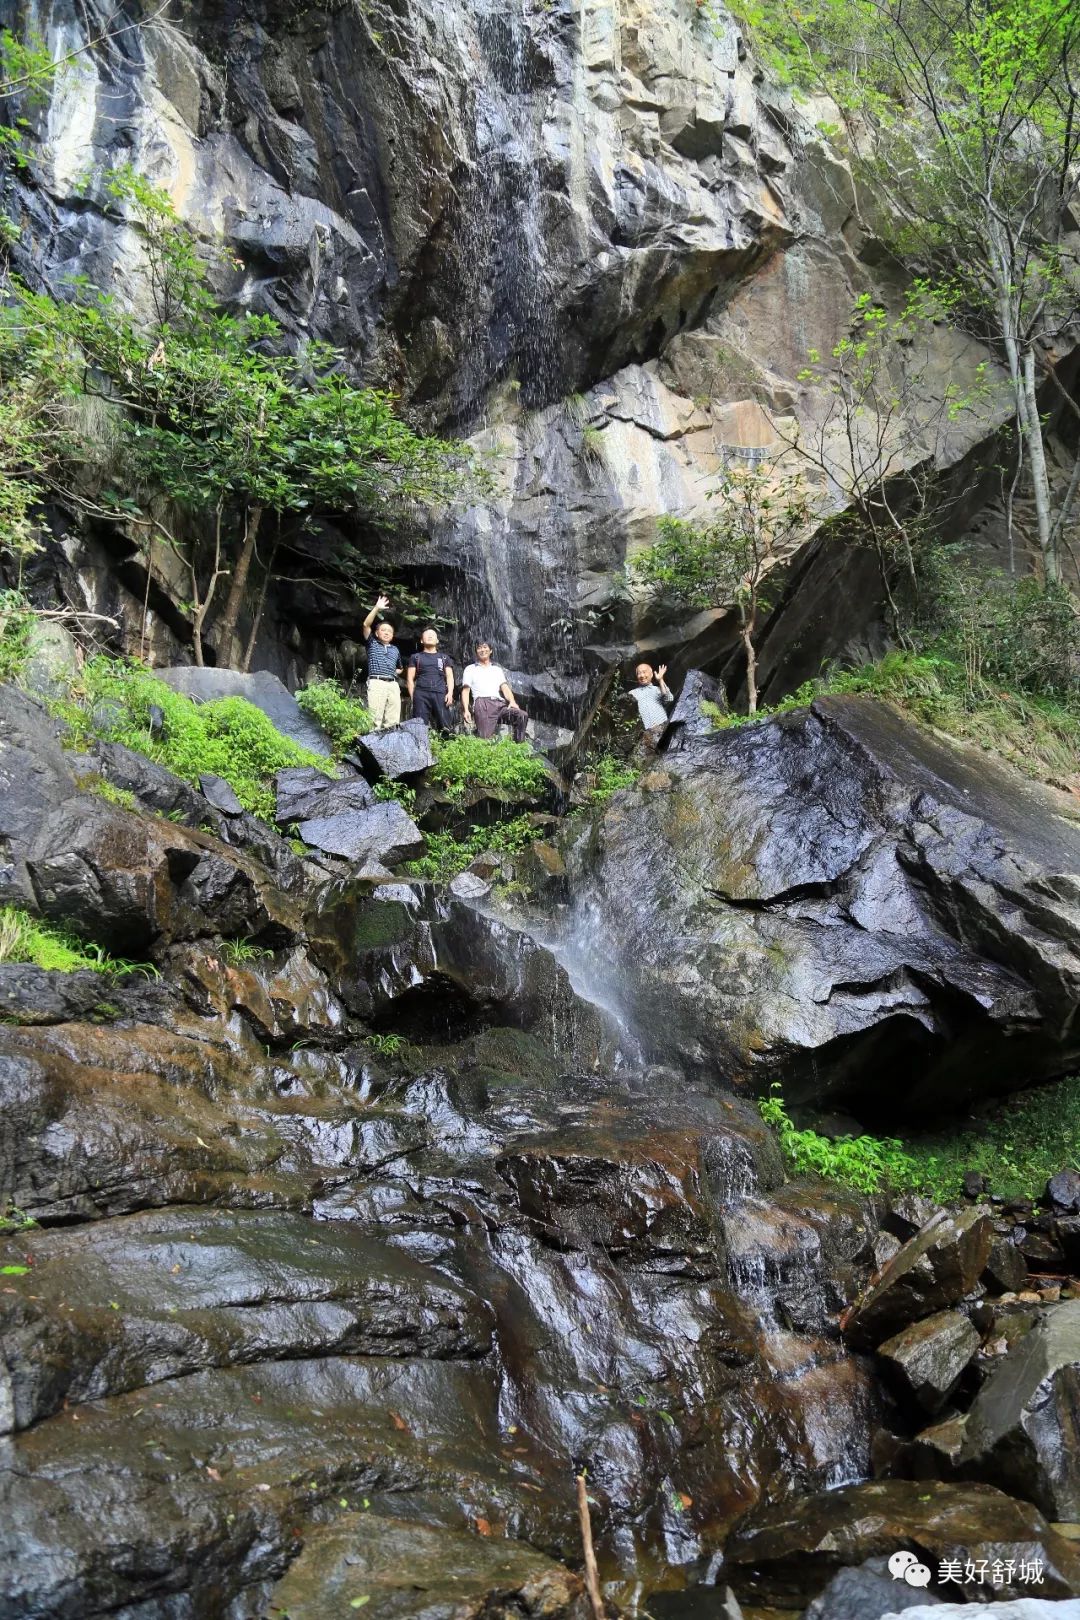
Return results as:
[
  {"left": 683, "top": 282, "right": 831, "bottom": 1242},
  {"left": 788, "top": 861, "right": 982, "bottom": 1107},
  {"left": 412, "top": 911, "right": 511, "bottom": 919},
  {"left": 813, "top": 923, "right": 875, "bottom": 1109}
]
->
[
  {"left": 3, "top": 674, "right": 1080, "bottom": 1614},
  {"left": 556, "top": 695, "right": 1080, "bottom": 1116}
]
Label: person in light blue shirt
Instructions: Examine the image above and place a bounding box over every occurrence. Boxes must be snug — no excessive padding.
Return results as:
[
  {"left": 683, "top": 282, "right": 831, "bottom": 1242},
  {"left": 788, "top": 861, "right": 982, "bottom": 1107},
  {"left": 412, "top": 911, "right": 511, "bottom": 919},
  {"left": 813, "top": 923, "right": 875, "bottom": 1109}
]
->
[{"left": 631, "top": 662, "right": 673, "bottom": 732}]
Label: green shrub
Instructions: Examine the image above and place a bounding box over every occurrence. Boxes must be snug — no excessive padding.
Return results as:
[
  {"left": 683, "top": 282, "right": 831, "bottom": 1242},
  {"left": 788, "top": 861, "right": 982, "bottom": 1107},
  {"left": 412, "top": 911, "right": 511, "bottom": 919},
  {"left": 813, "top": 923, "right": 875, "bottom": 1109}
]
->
[
  {"left": 430, "top": 734, "right": 548, "bottom": 801},
  {"left": 296, "top": 680, "right": 373, "bottom": 756},
  {"left": 587, "top": 754, "right": 640, "bottom": 805},
  {"left": 0, "top": 904, "right": 155, "bottom": 977},
  {"left": 403, "top": 815, "right": 538, "bottom": 881},
  {"left": 759, "top": 1089, "right": 919, "bottom": 1194},
  {"left": 760, "top": 1078, "right": 1080, "bottom": 1203},
  {"left": 56, "top": 658, "right": 332, "bottom": 821},
  {"left": 0, "top": 590, "right": 35, "bottom": 683},
  {"left": 220, "top": 938, "right": 274, "bottom": 966}
]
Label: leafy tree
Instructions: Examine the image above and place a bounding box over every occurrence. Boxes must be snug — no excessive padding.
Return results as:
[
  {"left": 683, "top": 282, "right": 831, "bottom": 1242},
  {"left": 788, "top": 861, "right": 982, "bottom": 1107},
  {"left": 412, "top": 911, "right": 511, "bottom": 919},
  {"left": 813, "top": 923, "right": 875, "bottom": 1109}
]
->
[
  {"left": 630, "top": 464, "right": 810, "bottom": 713},
  {"left": 8, "top": 169, "right": 470, "bottom": 667},
  {"left": 738, "top": 0, "right": 1080, "bottom": 581}
]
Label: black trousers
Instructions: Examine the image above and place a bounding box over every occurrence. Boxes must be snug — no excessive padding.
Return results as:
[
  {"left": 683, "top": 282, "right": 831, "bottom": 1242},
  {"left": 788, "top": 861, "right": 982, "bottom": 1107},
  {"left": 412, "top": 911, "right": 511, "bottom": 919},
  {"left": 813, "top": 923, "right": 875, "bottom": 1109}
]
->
[{"left": 412, "top": 688, "right": 452, "bottom": 732}]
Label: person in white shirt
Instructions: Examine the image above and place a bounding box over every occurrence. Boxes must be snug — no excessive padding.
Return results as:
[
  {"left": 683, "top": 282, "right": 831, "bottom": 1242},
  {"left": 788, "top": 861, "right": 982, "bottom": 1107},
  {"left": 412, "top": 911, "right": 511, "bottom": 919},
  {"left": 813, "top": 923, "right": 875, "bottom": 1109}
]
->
[
  {"left": 631, "top": 662, "right": 674, "bottom": 733},
  {"left": 460, "top": 641, "right": 529, "bottom": 742}
]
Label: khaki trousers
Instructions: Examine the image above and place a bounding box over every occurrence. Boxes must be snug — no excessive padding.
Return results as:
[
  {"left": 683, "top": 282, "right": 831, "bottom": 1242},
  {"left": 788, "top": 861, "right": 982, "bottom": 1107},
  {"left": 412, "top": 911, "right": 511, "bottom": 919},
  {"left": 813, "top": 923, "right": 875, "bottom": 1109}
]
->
[{"left": 366, "top": 678, "right": 402, "bottom": 730}]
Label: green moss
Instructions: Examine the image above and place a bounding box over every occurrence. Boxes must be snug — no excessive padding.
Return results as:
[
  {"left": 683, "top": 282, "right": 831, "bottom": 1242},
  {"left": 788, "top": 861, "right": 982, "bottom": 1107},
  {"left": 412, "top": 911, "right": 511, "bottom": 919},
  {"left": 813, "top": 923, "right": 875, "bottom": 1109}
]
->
[
  {"left": 295, "top": 680, "right": 373, "bottom": 757},
  {"left": 350, "top": 900, "right": 414, "bottom": 950},
  {"left": 54, "top": 657, "right": 332, "bottom": 821},
  {"left": 78, "top": 774, "right": 137, "bottom": 811}
]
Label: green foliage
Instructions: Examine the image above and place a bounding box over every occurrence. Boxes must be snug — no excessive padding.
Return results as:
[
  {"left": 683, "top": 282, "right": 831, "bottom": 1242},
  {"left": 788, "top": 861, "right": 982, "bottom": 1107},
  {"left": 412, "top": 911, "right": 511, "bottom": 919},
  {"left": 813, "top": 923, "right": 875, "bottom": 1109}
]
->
[
  {"left": 373, "top": 780, "right": 417, "bottom": 811},
  {"left": 83, "top": 776, "right": 137, "bottom": 811},
  {"left": 586, "top": 754, "right": 640, "bottom": 805},
  {"left": 295, "top": 680, "right": 373, "bottom": 756},
  {"left": 56, "top": 658, "right": 332, "bottom": 820},
  {"left": 430, "top": 735, "right": 550, "bottom": 803},
  {"left": 0, "top": 1204, "right": 36, "bottom": 1234},
  {"left": 220, "top": 938, "right": 274, "bottom": 967},
  {"left": 429, "top": 734, "right": 548, "bottom": 801},
  {"left": 734, "top": 0, "right": 1080, "bottom": 579},
  {"left": 0, "top": 591, "right": 35, "bottom": 682},
  {"left": 366, "top": 1031, "right": 405, "bottom": 1057},
  {"left": 0, "top": 28, "right": 55, "bottom": 163},
  {"left": 403, "top": 815, "right": 538, "bottom": 881},
  {"left": 5, "top": 168, "right": 474, "bottom": 665},
  {"left": 0, "top": 904, "right": 153, "bottom": 977},
  {"left": 631, "top": 465, "right": 810, "bottom": 712},
  {"left": 760, "top": 1088, "right": 918, "bottom": 1194},
  {"left": 918, "top": 551, "right": 1080, "bottom": 701},
  {"left": 761, "top": 1078, "right": 1080, "bottom": 1203}
]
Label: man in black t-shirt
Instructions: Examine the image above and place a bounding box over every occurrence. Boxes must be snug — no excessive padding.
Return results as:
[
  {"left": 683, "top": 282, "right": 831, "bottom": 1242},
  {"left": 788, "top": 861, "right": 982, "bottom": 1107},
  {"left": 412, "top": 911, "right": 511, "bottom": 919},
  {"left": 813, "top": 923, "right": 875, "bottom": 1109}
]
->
[{"left": 406, "top": 628, "right": 455, "bottom": 732}]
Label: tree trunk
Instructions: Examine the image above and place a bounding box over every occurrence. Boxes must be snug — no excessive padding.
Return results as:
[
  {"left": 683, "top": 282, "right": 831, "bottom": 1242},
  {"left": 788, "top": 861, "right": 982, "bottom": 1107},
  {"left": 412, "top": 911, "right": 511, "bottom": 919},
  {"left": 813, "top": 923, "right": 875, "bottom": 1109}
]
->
[
  {"left": 742, "top": 619, "right": 758, "bottom": 716},
  {"left": 240, "top": 541, "right": 278, "bottom": 674},
  {"left": 215, "top": 504, "right": 263, "bottom": 667},
  {"left": 1021, "top": 346, "right": 1056, "bottom": 580}
]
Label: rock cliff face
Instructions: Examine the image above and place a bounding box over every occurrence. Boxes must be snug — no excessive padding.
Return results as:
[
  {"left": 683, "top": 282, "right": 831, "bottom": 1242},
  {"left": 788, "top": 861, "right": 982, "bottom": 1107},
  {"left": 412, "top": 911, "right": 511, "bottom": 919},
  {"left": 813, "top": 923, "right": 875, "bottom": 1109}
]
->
[
  {"left": 9, "top": 0, "right": 1010, "bottom": 696},
  {"left": 552, "top": 695, "right": 1080, "bottom": 1116}
]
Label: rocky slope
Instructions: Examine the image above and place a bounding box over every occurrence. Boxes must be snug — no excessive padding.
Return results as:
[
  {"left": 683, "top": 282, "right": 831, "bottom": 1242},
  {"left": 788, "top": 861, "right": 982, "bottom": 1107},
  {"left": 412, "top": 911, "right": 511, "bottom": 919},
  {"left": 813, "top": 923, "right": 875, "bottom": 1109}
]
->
[{"left": 3, "top": 679, "right": 1080, "bottom": 1616}]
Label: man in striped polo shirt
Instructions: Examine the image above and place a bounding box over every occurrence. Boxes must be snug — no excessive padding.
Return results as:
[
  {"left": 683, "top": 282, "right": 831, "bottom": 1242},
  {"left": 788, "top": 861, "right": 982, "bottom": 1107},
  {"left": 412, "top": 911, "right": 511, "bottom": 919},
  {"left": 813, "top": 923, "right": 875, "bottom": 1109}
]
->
[{"left": 362, "top": 593, "right": 403, "bottom": 729}]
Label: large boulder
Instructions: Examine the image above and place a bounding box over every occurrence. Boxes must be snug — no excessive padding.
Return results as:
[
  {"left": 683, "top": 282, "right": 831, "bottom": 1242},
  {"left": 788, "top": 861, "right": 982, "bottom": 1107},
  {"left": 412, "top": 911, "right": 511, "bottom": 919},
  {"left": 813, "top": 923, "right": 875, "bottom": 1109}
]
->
[
  {"left": 296, "top": 801, "right": 424, "bottom": 866},
  {"left": 561, "top": 695, "right": 1080, "bottom": 1113},
  {"left": 877, "top": 1310, "right": 981, "bottom": 1413},
  {"left": 842, "top": 1209, "right": 992, "bottom": 1348},
  {"left": 275, "top": 766, "right": 373, "bottom": 824},
  {"left": 267, "top": 1515, "right": 586, "bottom": 1620},
  {"left": 959, "top": 1298, "right": 1080, "bottom": 1518},
  {"left": 358, "top": 719, "right": 435, "bottom": 780},
  {"left": 25, "top": 796, "right": 302, "bottom": 953},
  {"left": 723, "top": 1480, "right": 1080, "bottom": 1607}
]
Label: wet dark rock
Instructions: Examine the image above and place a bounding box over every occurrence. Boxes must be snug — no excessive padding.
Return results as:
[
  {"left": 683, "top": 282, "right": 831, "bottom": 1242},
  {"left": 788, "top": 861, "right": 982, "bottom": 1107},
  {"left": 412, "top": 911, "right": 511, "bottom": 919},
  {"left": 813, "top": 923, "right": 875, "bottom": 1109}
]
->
[
  {"left": 963, "top": 1170, "right": 988, "bottom": 1199},
  {"left": 275, "top": 766, "right": 373, "bottom": 825},
  {"left": 359, "top": 719, "right": 435, "bottom": 779},
  {"left": 723, "top": 1480, "right": 1080, "bottom": 1606},
  {"left": 0, "top": 1356, "right": 565, "bottom": 1620},
  {"left": 96, "top": 741, "right": 212, "bottom": 827},
  {"left": 0, "top": 1206, "right": 493, "bottom": 1432},
  {"left": 156, "top": 667, "right": 333, "bottom": 756},
  {"left": 959, "top": 1297, "right": 1080, "bottom": 1517},
  {"left": 802, "top": 1559, "right": 946, "bottom": 1618},
  {"left": 877, "top": 1309, "right": 980, "bottom": 1413},
  {"left": 1046, "top": 1169, "right": 1080, "bottom": 1212},
  {"left": 0, "top": 964, "right": 116, "bottom": 1025},
  {"left": 198, "top": 772, "right": 244, "bottom": 815},
  {"left": 297, "top": 802, "right": 424, "bottom": 865},
  {"left": 843, "top": 1208, "right": 992, "bottom": 1348},
  {"left": 565, "top": 696, "right": 1080, "bottom": 1110},
  {"left": 267, "top": 1514, "right": 587, "bottom": 1620},
  {"left": 883, "top": 1194, "right": 942, "bottom": 1241},
  {"left": 1015, "top": 1228, "right": 1067, "bottom": 1271},
  {"left": 23, "top": 794, "right": 302, "bottom": 954},
  {"left": 665, "top": 668, "right": 727, "bottom": 748},
  {"left": 0, "top": 684, "right": 80, "bottom": 908},
  {"left": 984, "top": 1237, "right": 1028, "bottom": 1295},
  {"left": 176, "top": 944, "right": 350, "bottom": 1046}
]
